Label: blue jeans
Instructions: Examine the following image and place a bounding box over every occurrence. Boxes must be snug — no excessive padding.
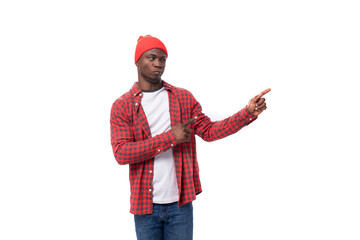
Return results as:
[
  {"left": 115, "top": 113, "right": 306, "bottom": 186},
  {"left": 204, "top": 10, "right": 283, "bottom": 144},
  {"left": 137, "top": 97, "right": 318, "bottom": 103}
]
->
[{"left": 134, "top": 202, "right": 193, "bottom": 240}]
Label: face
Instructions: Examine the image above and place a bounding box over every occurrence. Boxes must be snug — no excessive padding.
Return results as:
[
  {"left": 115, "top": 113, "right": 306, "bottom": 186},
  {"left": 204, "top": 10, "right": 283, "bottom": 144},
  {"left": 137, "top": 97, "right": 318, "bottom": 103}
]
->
[{"left": 136, "top": 48, "right": 167, "bottom": 85}]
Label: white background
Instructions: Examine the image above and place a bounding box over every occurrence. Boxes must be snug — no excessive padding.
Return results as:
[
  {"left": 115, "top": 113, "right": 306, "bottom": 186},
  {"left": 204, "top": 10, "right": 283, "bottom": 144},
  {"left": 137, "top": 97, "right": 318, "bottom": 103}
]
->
[{"left": 1, "top": 0, "right": 359, "bottom": 239}]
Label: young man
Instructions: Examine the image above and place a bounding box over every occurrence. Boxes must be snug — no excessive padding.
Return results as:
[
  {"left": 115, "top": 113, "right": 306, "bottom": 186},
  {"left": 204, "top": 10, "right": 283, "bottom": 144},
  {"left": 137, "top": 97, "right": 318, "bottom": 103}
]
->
[{"left": 110, "top": 35, "right": 270, "bottom": 240}]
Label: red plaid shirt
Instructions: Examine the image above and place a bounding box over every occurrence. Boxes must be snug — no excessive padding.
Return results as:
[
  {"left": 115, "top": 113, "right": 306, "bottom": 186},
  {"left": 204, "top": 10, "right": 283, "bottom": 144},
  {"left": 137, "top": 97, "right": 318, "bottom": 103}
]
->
[{"left": 110, "top": 81, "right": 257, "bottom": 215}]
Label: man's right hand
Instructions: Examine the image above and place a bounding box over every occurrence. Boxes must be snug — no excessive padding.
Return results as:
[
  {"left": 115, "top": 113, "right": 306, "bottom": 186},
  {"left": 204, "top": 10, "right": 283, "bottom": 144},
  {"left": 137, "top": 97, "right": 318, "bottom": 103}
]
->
[{"left": 171, "top": 117, "right": 197, "bottom": 144}]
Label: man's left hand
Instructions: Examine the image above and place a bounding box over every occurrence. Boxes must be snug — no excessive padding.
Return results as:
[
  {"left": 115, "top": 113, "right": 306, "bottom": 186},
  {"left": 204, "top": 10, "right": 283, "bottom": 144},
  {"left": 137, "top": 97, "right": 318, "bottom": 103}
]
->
[{"left": 247, "top": 88, "right": 271, "bottom": 116}]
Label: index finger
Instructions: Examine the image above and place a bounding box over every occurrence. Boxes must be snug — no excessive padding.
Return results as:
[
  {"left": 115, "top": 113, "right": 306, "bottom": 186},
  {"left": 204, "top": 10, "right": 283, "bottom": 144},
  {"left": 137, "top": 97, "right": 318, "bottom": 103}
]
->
[
  {"left": 183, "top": 117, "right": 197, "bottom": 126},
  {"left": 259, "top": 88, "right": 271, "bottom": 97}
]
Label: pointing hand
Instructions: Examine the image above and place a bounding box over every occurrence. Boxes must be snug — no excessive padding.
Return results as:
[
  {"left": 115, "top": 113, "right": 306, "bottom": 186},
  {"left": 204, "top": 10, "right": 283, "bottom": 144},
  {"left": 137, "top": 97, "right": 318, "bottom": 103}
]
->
[
  {"left": 171, "top": 117, "right": 197, "bottom": 144},
  {"left": 247, "top": 88, "right": 271, "bottom": 116}
]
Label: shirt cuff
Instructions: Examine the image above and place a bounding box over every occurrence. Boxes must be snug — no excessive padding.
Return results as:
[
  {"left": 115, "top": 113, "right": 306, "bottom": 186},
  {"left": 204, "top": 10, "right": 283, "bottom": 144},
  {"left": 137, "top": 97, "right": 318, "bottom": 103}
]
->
[
  {"left": 155, "top": 130, "right": 178, "bottom": 155},
  {"left": 242, "top": 106, "right": 258, "bottom": 125}
]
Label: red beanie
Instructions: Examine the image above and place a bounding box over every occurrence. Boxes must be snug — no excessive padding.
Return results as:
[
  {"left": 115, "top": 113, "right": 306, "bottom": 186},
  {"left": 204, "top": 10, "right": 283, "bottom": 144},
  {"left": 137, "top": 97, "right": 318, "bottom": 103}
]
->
[{"left": 134, "top": 35, "right": 168, "bottom": 64}]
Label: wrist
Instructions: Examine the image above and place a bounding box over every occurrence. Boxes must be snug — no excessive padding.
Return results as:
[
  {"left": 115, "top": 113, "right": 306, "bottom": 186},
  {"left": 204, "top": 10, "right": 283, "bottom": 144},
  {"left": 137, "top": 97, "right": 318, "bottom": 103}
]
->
[{"left": 246, "top": 105, "right": 255, "bottom": 115}]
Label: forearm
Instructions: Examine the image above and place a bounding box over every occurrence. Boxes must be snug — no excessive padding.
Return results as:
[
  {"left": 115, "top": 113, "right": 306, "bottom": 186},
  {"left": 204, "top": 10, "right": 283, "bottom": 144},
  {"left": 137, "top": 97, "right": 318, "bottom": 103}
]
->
[
  {"left": 195, "top": 107, "right": 256, "bottom": 142},
  {"left": 112, "top": 130, "right": 177, "bottom": 165}
]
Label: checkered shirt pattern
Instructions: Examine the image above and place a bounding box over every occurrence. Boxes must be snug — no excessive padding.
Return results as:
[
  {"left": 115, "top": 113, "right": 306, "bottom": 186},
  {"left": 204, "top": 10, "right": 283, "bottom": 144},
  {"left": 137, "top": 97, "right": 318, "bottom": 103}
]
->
[{"left": 110, "top": 81, "right": 257, "bottom": 215}]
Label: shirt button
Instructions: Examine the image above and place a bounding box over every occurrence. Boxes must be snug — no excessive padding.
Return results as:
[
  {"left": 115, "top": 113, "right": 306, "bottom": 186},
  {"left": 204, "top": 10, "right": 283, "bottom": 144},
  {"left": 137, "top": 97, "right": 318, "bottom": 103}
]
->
[
  {"left": 157, "top": 149, "right": 161, "bottom": 152},
  {"left": 149, "top": 188, "right": 152, "bottom": 192},
  {"left": 135, "top": 103, "right": 138, "bottom": 106},
  {"left": 171, "top": 144, "right": 174, "bottom": 147},
  {"left": 249, "top": 118, "right": 252, "bottom": 121},
  {"left": 150, "top": 170, "right": 152, "bottom": 174},
  {"left": 139, "top": 93, "right": 142, "bottom": 96}
]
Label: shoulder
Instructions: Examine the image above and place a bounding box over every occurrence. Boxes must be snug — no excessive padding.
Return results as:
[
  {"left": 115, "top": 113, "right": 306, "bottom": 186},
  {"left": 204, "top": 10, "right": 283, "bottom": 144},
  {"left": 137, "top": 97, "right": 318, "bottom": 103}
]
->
[
  {"left": 113, "top": 91, "right": 131, "bottom": 106},
  {"left": 167, "top": 83, "right": 196, "bottom": 100},
  {"left": 111, "top": 90, "right": 133, "bottom": 116}
]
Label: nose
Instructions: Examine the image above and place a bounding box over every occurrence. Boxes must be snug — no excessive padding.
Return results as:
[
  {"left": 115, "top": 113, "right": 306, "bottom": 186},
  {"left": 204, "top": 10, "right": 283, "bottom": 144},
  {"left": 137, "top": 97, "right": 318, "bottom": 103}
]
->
[{"left": 153, "top": 59, "right": 164, "bottom": 68}]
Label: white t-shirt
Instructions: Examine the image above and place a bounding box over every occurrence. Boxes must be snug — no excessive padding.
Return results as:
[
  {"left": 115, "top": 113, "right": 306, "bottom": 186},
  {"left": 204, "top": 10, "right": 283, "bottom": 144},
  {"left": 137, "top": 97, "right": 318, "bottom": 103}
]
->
[{"left": 141, "top": 86, "right": 179, "bottom": 204}]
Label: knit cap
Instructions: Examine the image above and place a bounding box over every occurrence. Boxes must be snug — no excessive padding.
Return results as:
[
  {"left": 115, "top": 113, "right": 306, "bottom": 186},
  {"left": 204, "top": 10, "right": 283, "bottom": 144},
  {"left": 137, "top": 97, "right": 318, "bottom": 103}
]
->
[{"left": 134, "top": 35, "right": 168, "bottom": 64}]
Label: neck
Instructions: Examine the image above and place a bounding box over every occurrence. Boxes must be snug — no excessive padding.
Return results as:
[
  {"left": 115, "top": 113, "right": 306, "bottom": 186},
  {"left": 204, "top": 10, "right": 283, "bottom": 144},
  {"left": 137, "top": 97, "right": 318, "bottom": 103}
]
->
[{"left": 138, "top": 79, "right": 163, "bottom": 91}]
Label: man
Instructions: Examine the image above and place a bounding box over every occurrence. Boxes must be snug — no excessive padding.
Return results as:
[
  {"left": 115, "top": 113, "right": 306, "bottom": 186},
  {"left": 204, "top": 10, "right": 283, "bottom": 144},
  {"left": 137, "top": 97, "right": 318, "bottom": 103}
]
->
[{"left": 110, "top": 35, "right": 270, "bottom": 240}]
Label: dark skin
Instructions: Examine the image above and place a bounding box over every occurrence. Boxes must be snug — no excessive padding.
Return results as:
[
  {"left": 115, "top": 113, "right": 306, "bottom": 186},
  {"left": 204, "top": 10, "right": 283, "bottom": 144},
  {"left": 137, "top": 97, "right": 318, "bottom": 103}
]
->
[
  {"left": 136, "top": 48, "right": 271, "bottom": 144},
  {"left": 136, "top": 48, "right": 166, "bottom": 91}
]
